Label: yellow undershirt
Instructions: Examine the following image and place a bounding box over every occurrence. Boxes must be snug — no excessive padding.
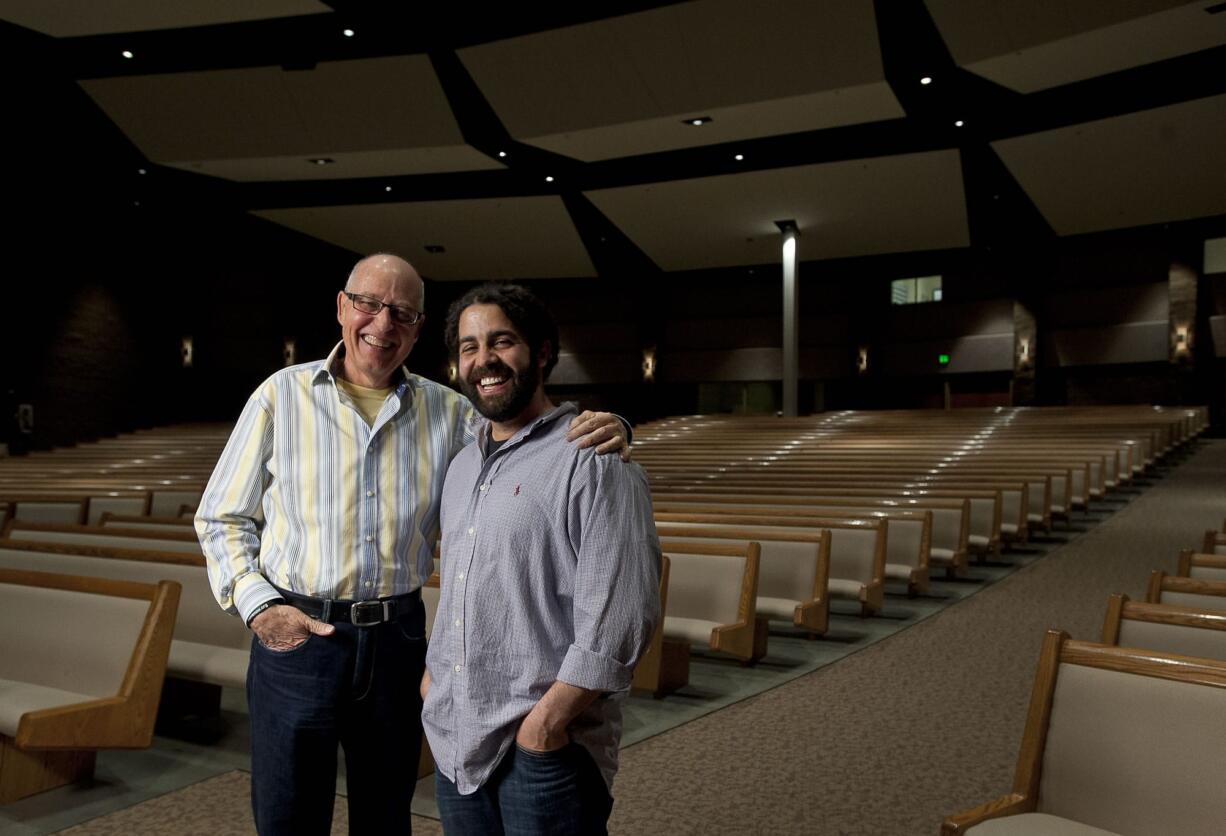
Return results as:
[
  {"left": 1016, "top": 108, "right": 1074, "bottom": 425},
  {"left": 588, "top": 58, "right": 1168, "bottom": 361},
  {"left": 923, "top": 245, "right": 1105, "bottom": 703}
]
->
[{"left": 336, "top": 378, "right": 394, "bottom": 427}]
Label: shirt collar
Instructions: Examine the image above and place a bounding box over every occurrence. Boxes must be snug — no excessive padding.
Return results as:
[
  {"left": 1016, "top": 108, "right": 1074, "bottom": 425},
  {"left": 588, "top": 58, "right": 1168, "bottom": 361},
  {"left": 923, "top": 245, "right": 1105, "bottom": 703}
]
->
[
  {"left": 312, "top": 341, "right": 412, "bottom": 396},
  {"left": 479, "top": 401, "right": 578, "bottom": 457}
]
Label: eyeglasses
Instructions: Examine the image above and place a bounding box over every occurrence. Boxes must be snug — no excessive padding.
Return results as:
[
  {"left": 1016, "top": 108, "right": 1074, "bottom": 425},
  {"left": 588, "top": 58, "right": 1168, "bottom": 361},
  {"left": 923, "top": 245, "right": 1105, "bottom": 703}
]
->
[{"left": 344, "top": 292, "right": 422, "bottom": 325}]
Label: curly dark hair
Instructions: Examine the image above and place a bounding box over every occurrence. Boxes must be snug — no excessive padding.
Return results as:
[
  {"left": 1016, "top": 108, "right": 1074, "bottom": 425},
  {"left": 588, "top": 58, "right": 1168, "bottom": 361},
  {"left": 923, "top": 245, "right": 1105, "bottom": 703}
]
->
[{"left": 444, "top": 282, "right": 559, "bottom": 381}]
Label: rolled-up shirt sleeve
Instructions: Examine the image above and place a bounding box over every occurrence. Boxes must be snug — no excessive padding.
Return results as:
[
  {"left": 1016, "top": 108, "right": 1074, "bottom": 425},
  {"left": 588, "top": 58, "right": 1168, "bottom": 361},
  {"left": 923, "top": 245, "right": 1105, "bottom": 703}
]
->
[
  {"left": 557, "top": 457, "right": 661, "bottom": 693},
  {"left": 195, "top": 386, "right": 278, "bottom": 621}
]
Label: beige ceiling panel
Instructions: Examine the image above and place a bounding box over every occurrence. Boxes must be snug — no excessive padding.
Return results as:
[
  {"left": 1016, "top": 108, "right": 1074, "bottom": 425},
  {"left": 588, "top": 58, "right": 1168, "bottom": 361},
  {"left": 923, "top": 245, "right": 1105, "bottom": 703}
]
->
[
  {"left": 253, "top": 197, "right": 596, "bottom": 280},
  {"left": 460, "top": 0, "right": 894, "bottom": 146},
  {"left": 80, "top": 56, "right": 463, "bottom": 162},
  {"left": 164, "top": 146, "right": 502, "bottom": 181},
  {"left": 926, "top": 0, "right": 1220, "bottom": 92},
  {"left": 528, "top": 82, "right": 903, "bottom": 162},
  {"left": 586, "top": 151, "right": 969, "bottom": 269},
  {"left": 0, "top": 0, "right": 330, "bottom": 37},
  {"left": 992, "top": 93, "right": 1226, "bottom": 235}
]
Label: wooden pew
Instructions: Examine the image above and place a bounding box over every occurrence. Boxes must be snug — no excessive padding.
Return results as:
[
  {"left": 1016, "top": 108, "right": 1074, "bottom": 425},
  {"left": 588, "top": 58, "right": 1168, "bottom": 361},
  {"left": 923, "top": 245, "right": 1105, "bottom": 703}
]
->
[
  {"left": 1178, "top": 550, "right": 1226, "bottom": 582},
  {"left": 655, "top": 527, "right": 828, "bottom": 651},
  {"left": 1145, "top": 571, "right": 1226, "bottom": 613},
  {"left": 942, "top": 630, "right": 1226, "bottom": 834},
  {"left": 630, "top": 555, "right": 680, "bottom": 697},
  {"left": 2, "top": 521, "right": 202, "bottom": 555},
  {"left": 657, "top": 539, "right": 761, "bottom": 664},
  {"left": 1202, "top": 530, "right": 1226, "bottom": 556},
  {"left": 0, "top": 541, "right": 252, "bottom": 691},
  {"left": 651, "top": 492, "right": 970, "bottom": 576},
  {"left": 658, "top": 505, "right": 929, "bottom": 595},
  {"left": 100, "top": 513, "right": 195, "bottom": 532},
  {"left": 1101, "top": 593, "right": 1226, "bottom": 662},
  {"left": 0, "top": 496, "right": 86, "bottom": 525},
  {"left": 0, "top": 568, "right": 180, "bottom": 802}
]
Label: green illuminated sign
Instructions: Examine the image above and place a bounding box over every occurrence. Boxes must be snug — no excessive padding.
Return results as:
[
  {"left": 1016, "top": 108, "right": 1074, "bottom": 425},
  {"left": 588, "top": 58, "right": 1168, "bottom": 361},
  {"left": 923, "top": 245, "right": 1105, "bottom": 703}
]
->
[{"left": 938, "top": 354, "right": 950, "bottom": 365}]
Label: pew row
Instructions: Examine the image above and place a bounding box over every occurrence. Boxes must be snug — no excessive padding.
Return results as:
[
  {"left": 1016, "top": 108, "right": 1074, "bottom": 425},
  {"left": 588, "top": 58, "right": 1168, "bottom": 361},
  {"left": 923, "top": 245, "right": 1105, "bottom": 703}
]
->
[
  {"left": 942, "top": 630, "right": 1226, "bottom": 835},
  {"left": 1202, "top": 530, "right": 1225, "bottom": 556},
  {"left": 1101, "top": 594, "right": 1226, "bottom": 663},
  {"left": 657, "top": 514, "right": 877, "bottom": 612},
  {"left": 657, "top": 539, "right": 761, "bottom": 664},
  {"left": 1177, "top": 550, "right": 1226, "bottom": 582},
  {"left": 2, "top": 521, "right": 202, "bottom": 554},
  {"left": 1145, "top": 571, "right": 1226, "bottom": 613},
  {"left": 0, "top": 541, "right": 251, "bottom": 690},
  {"left": 0, "top": 568, "right": 180, "bottom": 803}
]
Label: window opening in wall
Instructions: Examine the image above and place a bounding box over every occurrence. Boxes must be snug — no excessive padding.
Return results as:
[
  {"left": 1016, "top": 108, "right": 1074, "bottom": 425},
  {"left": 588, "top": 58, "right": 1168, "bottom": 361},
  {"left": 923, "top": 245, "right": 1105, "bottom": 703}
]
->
[
  {"left": 891, "top": 275, "right": 942, "bottom": 305},
  {"left": 1204, "top": 237, "right": 1226, "bottom": 275}
]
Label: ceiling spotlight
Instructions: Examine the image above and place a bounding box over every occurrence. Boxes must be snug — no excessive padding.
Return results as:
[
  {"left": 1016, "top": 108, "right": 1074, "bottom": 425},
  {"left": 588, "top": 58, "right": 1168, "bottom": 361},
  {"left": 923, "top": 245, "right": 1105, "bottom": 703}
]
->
[
  {"left": 308, "top": 157, "right": 335, "bottom": 165},
  {"left": 137, "top": 168, "right": 147, "bottom": 175},
  {"left": 684, "top": 116, "right": 713, "bottom": 126},
  {"left": 498, "top": 151, "right": 507, "bottom": 158},
  {"left": 734, "top": 154, "right": 744, "bottom": 161},
  {"left": 384, "top": 186, "right": 392, "bottom": 192},
  {"left": 342, "top": 28, "right": 355, "bottom": 37},
  {"left": 920, "top": 76, "right": 932, "bottom": 85},
  {"left": 121, "top": 50, "right": 134, "bottom": 59},
  {"left": 954, "top": 119, "right": 964, "bottom": 127},
  {"left": 545, "top": 175, "right": 554, "bottom": 183}
]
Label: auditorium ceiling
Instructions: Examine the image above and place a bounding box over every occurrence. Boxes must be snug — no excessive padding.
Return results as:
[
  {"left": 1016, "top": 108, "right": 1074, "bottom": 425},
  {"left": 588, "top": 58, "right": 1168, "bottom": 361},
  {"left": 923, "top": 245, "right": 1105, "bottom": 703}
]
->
[{"left": 2, "top": 0, "right": 1225, "bottom": 280}]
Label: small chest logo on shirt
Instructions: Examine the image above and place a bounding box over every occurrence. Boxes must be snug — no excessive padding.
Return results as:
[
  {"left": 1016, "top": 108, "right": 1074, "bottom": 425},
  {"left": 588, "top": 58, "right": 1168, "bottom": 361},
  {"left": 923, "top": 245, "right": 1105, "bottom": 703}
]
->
[{"left": 513, "top": 484, "right": 521, "bottom": 496}]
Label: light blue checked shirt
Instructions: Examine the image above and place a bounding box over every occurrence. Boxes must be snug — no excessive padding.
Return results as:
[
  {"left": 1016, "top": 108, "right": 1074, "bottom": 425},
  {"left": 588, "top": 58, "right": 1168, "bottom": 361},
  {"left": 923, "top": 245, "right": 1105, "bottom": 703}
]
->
[{"left": 423, "top": 402, "right": 661, "bottom": 794}]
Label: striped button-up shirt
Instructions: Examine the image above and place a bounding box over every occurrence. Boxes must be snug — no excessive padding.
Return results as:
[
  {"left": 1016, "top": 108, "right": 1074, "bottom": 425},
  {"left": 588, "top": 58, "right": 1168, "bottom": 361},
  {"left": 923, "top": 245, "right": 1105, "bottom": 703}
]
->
[
  {"left": 423, "top": 402, "right": 661, "bottom": 795},
  {"left": 195, "top": 342, "right": 476, "bottom": 623}
]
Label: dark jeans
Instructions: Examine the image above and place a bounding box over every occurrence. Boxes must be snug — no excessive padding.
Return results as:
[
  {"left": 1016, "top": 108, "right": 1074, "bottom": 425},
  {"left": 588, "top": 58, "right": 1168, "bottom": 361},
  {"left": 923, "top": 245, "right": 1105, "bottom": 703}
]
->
[
  {"left": 434, "top": 742, "right": 613, "bottom": 836},
  {"left": 247, "top": 600, "right": 426, "bottom": 836}
]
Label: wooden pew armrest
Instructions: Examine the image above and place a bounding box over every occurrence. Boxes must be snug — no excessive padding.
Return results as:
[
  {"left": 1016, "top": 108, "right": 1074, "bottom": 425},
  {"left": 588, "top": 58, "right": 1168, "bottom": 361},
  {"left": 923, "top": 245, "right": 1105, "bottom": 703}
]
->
[
  {"left": 709, "top": 620, "right": 755, "bottom": 660},
  {"left": 941, "top": 792, "right": 1033, "bottom": 834}
]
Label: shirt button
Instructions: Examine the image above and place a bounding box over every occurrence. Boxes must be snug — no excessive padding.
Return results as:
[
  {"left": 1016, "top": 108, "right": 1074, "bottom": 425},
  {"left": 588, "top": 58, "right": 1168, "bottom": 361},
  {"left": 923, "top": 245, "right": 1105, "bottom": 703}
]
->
[
  {"left": 454, "top": 619, "right": 462, "bottom": 627},
  {"left": 365, "top": 581, "right": 373, "bottom": 589},
  {"left": 458, "top": 572, "right": 465, "bottom": 580},
  {"left": 366, "top": 490, "right": 375, "bottom": 498},
  {"left": 468, "top": 527, "right": 474, "bottom": 535},
  {"left": 479, "top": 484, "right": 488, "bottom": 492},
  {"left": 365, "top": 535, "right": 373, "bottom": 543},
  {"left": 454, "top": 664, "right": 462, "bottom": 673}
]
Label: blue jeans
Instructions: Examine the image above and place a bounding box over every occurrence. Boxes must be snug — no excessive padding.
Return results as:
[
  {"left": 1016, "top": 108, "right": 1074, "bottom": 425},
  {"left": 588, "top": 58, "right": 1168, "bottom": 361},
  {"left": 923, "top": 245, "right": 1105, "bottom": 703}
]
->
[
  {"left": 247, "top": 601, "right": 426, "bottom": 836},
  {"left": 434, "top": 742, "right": 613, "bottom": 836}
]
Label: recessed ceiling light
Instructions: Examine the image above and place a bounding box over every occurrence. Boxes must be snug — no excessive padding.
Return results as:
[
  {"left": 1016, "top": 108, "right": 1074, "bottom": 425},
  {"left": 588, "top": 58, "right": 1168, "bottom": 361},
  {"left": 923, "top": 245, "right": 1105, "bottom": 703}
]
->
[
  {"left": 545, "top": 176, "right": 554, "bottom": 183},
  {"left": 954, "top": 119, "right": 964, "bottom": 127},
  {"left": 424, "top": 245, "right": 446, "bottom": 254},
  {"left": 308, "top": 158, "right": 335, "bottom": 165},
  {"left": 384, "top": 186, "right": 392, "bottom": 192},
  {"left": 683, "top": 116, "right": 713, "bottom": 126},
  {"left": 734, "top": 154, "right": 744, "bottom": 161},
  {"left": 920, "top": 76, "right": 932, "bottom": 85},
  {"left": 137, "top": 168, "right": 147, "bottom": 175},
  {"left": 498, "top": 151, "right": 507, "bottom": 158},
  {"left": 342, "top": 28, "right": 355, "bottom": 37},
  {"left": 121, "top": 50, "right": 134, "bottom": 59}
]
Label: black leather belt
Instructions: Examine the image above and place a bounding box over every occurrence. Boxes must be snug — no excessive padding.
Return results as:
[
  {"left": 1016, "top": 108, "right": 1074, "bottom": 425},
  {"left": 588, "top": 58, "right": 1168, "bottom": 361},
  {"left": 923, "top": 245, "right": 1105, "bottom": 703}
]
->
[{"left": 277, "top": 587, "right": 421, "bottom": 627}]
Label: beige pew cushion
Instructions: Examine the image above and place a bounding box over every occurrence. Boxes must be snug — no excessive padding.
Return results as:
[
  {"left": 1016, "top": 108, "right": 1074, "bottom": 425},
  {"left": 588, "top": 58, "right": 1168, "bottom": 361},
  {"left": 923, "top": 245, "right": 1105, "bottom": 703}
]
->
[
  {"left": 967, "top": 812, "right": 1118, "bottom": 834},
  {"left": 664, "top": 616, "right": 722, "bottom": 646},
  {"left": 1190, "top": 565, "right": 1226, "bottom": 581},
  {"left": 1117, "top": 619, "right": 1226, "bottom": 663},
  {"left": 169, "top": 641, "right": 249, "bottom": 689},
  {"left": 1037, "top": 663, "right": 1226, "bottom": 834},
  {"left": 665, "top": 552, "right": 746, "bottom": 630},
  {"left": 1159, "top": 591, "right": 1226, "bottom": 612},
  {"left": 0, "top": 680, "right": 96, "bottom": 738}
]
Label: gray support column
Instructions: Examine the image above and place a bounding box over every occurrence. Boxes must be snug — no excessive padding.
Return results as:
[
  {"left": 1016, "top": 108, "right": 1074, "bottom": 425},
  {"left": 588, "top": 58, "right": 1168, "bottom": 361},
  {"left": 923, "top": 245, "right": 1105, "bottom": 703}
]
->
[{"left": 776, "top": 220, "right": 799, "bottom": 417}]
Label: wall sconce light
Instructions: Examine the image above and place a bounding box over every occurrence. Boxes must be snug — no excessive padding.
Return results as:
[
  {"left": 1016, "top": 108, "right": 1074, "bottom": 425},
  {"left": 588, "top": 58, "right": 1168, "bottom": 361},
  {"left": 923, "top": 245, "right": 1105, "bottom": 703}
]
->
[
  {"left": 1175, "top": 325, "right": 1190, "bottom": 350},
  {"left": 447, "top": 363, "right": 458, "bottom": 384},
  {"left": 642, "top": 348, "right": 657, "bottom": 383},
  {"left": 181, "top": 336, "right": 193, "bottom": 368},
  {"left": 857, "top": 346, "right": 869, "bottom": 375},
  {"left": 283, "top": 338, "right": 297, "bottom": 367}
]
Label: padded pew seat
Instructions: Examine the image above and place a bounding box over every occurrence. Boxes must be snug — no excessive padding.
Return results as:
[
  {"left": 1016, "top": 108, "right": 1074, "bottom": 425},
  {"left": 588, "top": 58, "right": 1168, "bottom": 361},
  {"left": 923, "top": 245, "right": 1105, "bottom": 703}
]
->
[{"left": 966, "top": 813, "right": 1118, "bottom": 834}]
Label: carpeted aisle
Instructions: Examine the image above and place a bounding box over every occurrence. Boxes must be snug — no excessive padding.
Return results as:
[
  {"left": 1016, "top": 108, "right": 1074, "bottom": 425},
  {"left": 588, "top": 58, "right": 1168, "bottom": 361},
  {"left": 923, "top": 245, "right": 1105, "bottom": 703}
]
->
[{"left": 606, "top": 440, "right": 1226, "bottom": 835}]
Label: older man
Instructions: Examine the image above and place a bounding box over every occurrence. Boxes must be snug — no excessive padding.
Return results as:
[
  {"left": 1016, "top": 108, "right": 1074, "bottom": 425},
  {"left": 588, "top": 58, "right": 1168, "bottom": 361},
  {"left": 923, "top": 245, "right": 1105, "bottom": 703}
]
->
[
  {"left": 423, "top": 283, "right": 660, "bottom": 835},
  {"left": 196, "top": 255, "right": 626, "bottom": 836}
]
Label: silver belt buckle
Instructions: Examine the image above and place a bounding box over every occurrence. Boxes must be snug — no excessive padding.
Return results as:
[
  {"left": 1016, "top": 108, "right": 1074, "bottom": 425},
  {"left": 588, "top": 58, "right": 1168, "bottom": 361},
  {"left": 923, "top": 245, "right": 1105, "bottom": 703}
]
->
[{"left": 350, "top": 599, "right": 390, "bottom": 626}]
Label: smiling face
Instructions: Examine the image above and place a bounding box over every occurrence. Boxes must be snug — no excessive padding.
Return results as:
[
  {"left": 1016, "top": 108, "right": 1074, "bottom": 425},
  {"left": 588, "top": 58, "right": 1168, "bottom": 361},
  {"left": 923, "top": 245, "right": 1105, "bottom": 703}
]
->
[
  {"left": 455, "top": 303, "right": 551, "bottom": 438},
  {"left": 336, "top": 255, "right": 424, "bottom": 388}
]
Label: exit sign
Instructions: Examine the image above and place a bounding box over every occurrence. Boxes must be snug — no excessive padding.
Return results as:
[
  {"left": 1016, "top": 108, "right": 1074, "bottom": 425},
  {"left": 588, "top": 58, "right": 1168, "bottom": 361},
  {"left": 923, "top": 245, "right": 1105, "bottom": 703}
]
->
[{"left": 938, "top": 354, "right": 950, "bottom": 365}]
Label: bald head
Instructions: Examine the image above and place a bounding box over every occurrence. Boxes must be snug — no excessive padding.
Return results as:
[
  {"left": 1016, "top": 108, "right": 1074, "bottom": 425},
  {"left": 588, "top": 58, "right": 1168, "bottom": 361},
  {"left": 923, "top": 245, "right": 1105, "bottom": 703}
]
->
[{"left": 346, "top": 253, "right": 424, "bottom": 310}]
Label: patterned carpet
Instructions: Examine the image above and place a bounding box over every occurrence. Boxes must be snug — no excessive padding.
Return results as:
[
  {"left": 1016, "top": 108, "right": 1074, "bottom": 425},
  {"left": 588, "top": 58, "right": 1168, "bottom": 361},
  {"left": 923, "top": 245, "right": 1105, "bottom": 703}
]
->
[{"left": 52, "top": 441, "right": 1225, "bottom": 836}]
